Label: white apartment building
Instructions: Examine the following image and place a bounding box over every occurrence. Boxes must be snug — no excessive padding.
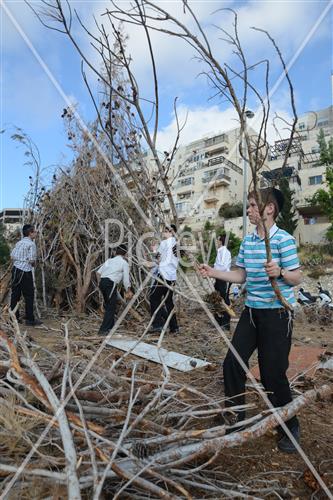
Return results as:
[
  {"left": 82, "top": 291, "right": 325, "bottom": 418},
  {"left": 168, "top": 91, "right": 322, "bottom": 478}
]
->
[
  {"left": 163, "top": 127, "right": 256, "bottom": 231},
  {"left": 262, "top": 105, "right": 333, "bottom": 244},
  {"left": 0, "top": 208, "right": 24, "bottom": 237},
  {"left": 143, "top": 106, "right": 332, "bottom": 242}
]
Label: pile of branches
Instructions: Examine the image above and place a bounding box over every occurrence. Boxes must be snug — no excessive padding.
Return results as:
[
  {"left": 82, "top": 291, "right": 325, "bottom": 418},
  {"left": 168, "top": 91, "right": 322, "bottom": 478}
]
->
[
  {"left": 0, "top": 317, "right": 332, "bottom": 499},
  {"left": 203, "top": 291, "right": 236, "bottom": 319},
  {"left": 18, "top": 116, "right": 159, "bottom": 315}
]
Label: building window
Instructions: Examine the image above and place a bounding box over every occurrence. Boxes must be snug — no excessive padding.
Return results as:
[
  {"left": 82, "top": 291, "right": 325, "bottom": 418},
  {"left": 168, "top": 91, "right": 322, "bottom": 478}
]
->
[
  {"left": 298, "top": 122, "right": 306, "bottom": 130},
  {"left": 202, "top": 167, "right": 230, "bottom": 183},
  {"left": 178, "top": 177, "right": 194, "bottom": 187},
  {"left": 309, "top": 175, "right": 322, "bottom": 185},
  {"left": 175, "top": 202, "right": 188, "bottom": 213},
  {"left": 304, "top": 217, "right": 317, "bottom": 225},
  {"left": 318, "top": 120, "right": 329, "bottom": 128},
  {"left": 204, "top": 134, "right": 228, "bottom": 147},
  {"left": 311, "top": 146, "right": 320, "bottom": 154}
]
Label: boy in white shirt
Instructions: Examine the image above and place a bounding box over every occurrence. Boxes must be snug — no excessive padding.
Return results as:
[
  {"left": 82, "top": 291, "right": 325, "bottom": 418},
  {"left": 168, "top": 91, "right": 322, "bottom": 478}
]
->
[
  {"left": 149, "top": 224, "right": 179, "bottom": 333},
  {"left": 96, "top": 245, "right": 133, "bottom": 335},
  {"left": 214, "top": 234, "right": 232, "bottom": 330}
]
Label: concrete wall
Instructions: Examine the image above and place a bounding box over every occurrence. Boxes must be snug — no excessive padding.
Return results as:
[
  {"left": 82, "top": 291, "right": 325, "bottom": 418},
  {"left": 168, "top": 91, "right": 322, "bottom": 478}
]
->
[{"left": 295, "top": 218, "right": 330, "bottom": 245}]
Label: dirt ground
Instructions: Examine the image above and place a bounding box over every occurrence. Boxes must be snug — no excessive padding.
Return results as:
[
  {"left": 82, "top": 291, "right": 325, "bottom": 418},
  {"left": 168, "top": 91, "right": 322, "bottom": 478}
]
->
[
  {"left": 1, "top": 269, "right": 333, "bottom": 499},
  {"left": 15, "top": 291, "right": 332, "bottom": 499}
]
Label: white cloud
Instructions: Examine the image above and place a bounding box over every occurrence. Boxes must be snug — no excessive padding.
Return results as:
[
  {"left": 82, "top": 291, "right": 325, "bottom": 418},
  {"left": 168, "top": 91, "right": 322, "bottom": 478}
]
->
[
  {"left": 156, "top": 101, "right": 295, "bottom": 153},
  {"left": 83, "top": 0, "right": 329, "bottom": 95},
  {"left": 156, "top": 104, "right": 238, "bottom": 151}
]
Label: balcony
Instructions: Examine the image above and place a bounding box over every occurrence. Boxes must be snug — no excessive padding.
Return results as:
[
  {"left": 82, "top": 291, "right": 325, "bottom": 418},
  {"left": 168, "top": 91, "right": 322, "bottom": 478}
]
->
[
  {"left": 204, "top": 194, "right": 219, "bottom": 204},
  {"left": 303, "top": 151, "right": 320, "bottom": 165},
  {"left": 206, "top": 145, "right": 229, "bottom": 157},
  {"left": 202, "top": 172, "right": 231, "bottom": 186},
  {"left": 207, "top": 154, "right": 242, "bottom": 174},
  {"left": 204, "top": 133, "right": 229, "bottom": 148},
  {"left": 297, "top": 203, "right": 324, "bottom": 216},
  {"left": 177, "top": 191, "right": 193, "bottom": 201},
  {"left": 209, "top": 176, "right": 231, "bottom": 189}
]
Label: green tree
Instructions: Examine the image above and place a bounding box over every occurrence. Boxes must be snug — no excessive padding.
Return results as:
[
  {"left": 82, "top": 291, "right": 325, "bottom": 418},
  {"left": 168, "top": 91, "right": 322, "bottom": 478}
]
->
[
  {"left": 197, "top": 223, "right": 241, "bottom": 264},
  {"left": 0, "top": 224, "right": 10, "bottom": 265},
  {"left": 328, "top": 137, "right": 333, "bottom": 164},
  {"left": 317, "top": 129, "right": 330, "bottom": 165},
  {"left": 204, "top": 220, "right": 214, "bottom": 231},
  {"left": 218, "top": 202, "right": 243, "bottom": 219},
  {"left": 311, "top": 167, "right": 333, "bottom": 241},
  {"left": 277, "top": 177, "right": 298, "bottom": 235}
]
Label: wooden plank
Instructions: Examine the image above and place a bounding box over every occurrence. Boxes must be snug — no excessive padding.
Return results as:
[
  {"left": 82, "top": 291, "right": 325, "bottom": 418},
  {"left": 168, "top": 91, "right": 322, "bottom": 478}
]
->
[{"left": 106, "top": 337, "right": 210, "bottom": 372}]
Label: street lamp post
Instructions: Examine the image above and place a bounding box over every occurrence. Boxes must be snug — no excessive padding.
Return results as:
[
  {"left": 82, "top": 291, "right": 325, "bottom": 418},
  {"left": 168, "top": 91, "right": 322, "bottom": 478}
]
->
[{"left": 242, "top": 110, "right": 254, "bottom": 238}]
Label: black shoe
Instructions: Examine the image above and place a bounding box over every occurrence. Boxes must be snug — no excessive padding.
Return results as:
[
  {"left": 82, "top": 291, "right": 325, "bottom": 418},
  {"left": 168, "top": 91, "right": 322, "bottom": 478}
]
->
[
  {"left": 170, "top": 328, "right": 180, "bottom": 334},
  {"left": 149, "top": 326, "right": 162, "bottom": 333},
  {"left": 278, "top": 424, "right": 300, "bottom": 453},
  {"left": 98, "top": 329, "right": 109, "bottom": 336},
  {"left": 25, "top": 319, "right": 43, "bottom": 326}
]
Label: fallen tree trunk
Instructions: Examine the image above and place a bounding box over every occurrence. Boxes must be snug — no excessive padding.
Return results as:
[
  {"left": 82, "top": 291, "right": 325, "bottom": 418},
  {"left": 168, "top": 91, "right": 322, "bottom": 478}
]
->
[{"left": 149, "top": 384, "right": 333, "bottom": 466}]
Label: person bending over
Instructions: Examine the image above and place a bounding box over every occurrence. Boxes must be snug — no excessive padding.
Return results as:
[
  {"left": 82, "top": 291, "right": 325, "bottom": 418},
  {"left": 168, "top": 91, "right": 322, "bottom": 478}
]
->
[{"left": 97, "top": 245, "right": 133, "bottom": 335}]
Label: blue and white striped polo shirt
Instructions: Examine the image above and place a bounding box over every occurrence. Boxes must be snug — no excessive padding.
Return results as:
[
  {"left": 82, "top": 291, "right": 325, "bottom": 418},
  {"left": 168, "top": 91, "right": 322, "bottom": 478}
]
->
[{"left": 236, "top": 224, "right": 300, "bottom": 309}]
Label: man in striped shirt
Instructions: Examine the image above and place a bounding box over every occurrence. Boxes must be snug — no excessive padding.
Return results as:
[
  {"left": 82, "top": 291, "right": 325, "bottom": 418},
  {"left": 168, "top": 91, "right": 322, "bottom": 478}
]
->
[
  {"left": 200, "top": 188, "right": 302, "bottom": 453},
  {"left": 10, "top": 224, "right": 42, "bottom": 326}
]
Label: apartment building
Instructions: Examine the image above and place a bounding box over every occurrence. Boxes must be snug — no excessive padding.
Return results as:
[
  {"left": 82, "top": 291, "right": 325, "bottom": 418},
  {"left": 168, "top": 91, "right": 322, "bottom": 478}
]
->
[
  {"left": 263, "top": 105, "right": 333, "bottom": 244},
  {"left": 162, "top": 127, "right": 256, "bottom": 231},
  {"left": 0, "top": 208, "right": 24, "bottom": 237},
  {"left": 143, "top": 105, "right": 332, "bottom": 242}
]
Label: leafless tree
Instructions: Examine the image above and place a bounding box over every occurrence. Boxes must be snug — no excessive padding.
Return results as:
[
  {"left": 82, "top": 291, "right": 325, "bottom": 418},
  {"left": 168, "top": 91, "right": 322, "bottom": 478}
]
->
[
  {"left": 4, "top": 3, "right": 330, "bottom": 498},
  {"left": 28, "top": 0, "right": 301, "bottom": 309}
]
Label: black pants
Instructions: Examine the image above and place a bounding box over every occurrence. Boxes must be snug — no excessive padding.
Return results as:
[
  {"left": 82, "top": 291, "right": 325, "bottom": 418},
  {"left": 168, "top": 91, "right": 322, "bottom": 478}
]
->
[
  {"left": 214, "top": 279, "right": 231, "bottom": 329},
  {"left": 150, "top": 275, "right": 178, "bottom": 332},
  {"left": 99, "top": 278, "right": 117, "bottom": 332},
  {"left": 10, "top": 267, "right": 35, "bottom": 321},
  {"left": 223, "top": 307, "right": 298, "bottom": 429}
]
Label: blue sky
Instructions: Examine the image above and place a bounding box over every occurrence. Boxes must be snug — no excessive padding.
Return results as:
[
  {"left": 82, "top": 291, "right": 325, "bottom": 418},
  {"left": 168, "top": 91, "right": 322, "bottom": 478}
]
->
[{"left": 1, "top": 0, "right": 332, "bottom": 209}]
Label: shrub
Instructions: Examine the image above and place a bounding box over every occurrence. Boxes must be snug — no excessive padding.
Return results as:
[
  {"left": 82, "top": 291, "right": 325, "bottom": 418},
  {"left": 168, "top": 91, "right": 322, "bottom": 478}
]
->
[
  {"left": 196, "top": 225, "right": 241, "bottom": 265},
  {"left": 307, "top": 267, "right": 326, "bottom": 279},
  {"left": 218, "top": 202, "right": 243, "bottom": 219},
  {"left": 0, "top": 224, "right": 10, "bottom": 266}
]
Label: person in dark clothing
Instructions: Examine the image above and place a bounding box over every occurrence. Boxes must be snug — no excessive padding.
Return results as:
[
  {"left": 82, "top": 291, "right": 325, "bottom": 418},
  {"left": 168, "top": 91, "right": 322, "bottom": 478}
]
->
[
  {"left": 214, "top": 234, "right": 232, "bottom": 330},
  {"left": 97, "top": 245, "right": 133, "bottom": 335},
  {"left": 149, "top": 224, "right": 179, "bottom": 334},
  {"left": 10, "top": 224, "right": 42, "bottom": 326},
  {"left": 200, "top": 188, "right": 303, "bottom": 453}
]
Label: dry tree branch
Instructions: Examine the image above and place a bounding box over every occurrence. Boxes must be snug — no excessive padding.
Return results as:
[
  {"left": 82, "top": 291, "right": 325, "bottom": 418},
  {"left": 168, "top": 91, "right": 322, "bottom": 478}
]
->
[
  {"left": 21, "top": 358, "right": 81, "bottom": 499},
  {"left": 149, "top": 383, "right": 333, "bottom": 468}
]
